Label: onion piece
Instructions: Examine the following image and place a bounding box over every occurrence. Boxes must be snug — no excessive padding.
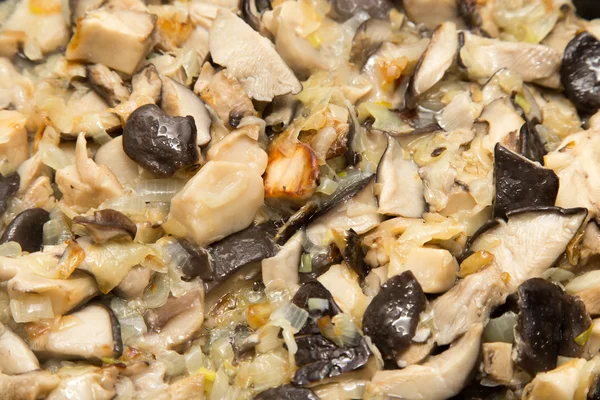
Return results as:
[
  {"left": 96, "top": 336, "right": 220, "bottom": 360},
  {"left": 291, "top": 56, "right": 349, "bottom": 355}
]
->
[
  {"left": 541, "top": 267, "right": 575, "bottom": 283},
  {"left": 0, "top": 242, "right": 21, "bottom": 257},
  {"left": 483, "top": 311, "right": 517, "bottom": 343},
  {"left": 9, "top": 294, "right": 54, "bottom": 323},
  {"left": 316, "top": 177, "right": 339, "bottom": 195},
  {"left": 269, "top": 302, "right": 309, "bottom": 332},
  {"left": 132, "top": 179, "right": 186, "bottom": 202},
  {"left": 308, "top": 297, "right": 329, "bottom": 312},
  {"left": 184, "top": 345, "right": 205, "bottom": 374},
  {"left": 318, "top": 313, "right": 362, "bottom": 347},
  {"left": 143, "top": 273, "right": 170, "bottom": 309}
]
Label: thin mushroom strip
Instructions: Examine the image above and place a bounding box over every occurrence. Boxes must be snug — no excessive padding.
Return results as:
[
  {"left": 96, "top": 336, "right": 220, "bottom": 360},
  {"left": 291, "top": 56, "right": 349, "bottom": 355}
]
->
[{"left": 2, "top": 0, "right": 600, "bottom": 399}]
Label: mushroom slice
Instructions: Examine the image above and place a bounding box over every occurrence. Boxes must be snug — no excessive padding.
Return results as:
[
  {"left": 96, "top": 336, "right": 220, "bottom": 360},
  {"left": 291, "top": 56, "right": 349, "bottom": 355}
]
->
[
  {"left": 163, "top": 161, "right": 264, "bottom": 246},
  {"left": 371, "top": 323, "right": 483, "bottom": 400},
  {"left": 561, "top": 32, "right": 600, "bottom": 115},
  {"left": 493, "top": 144, "right": 559, "bottom": 218},
  {"left": 0, "top": 370, "right": 60, "bottom": 400},
  {"left": 566, "top": 271, "right": 600, "bottom": 317},
  {"left": 376, "top": 136, "right": 425, "bottom": 218},
  {"left": 0, "top": 172, "right": 19, "bottom": 216},
  {"left": 111, "top": 64, "right": 163, "bottom": 121},
  {"left": 0, "top": 322, "right": 39, "bottom": 375},
  {"left": 545, "top": 130, "right": 600, "bottom": 218},
  {"left": 207, "top": 125, "right": 268, "bottom": 175},
  {"left": 262, "top": 230, "right": 303, "bottom": 290},
  {"left": 0, "top": 110, "right": 28, "bottom": 176},
  {"left": 94, "top": 136, "right": 147, "bottom": 186},
  {"left": 209, "top": 9, "right": 301, "bottom": 101},
  {"left": 73, "top": 209, "right": 137, "bottom": 243},
  {"left": 160, "top": 78, "right": 211, "bottom": 147},
  {"left": 477, "top": 97, "right": 525, "bottom": 153},
  {"left": 350, "top": 18, "right": 392, "bottom": 68},
  {"left": 8, "top": 271, "right": 100, "bottom": 318},
  {"left": 275, "top": 23, "right": 332, "bottom": 80},
  {"left": 28, "top": 304, "right": 123, "bottom": 361},
  {"left": 0, "top": 208, "right": 49, "bottom": 253},
  {"left": 114, "top": 266, "right": 152, "bottom": 300},
  {"left": 200, "top": 70, "right": 256, "bottom": 130},
  {"left": 69, "top": 0, "right": 106, "bottom": 24},
  {"left": 410, "top": 22, "right": 458, "bottom": 99},
  {"left": 66, "top": 8, "right": 157, "bottom": 75},
  {"left": 362, "top": 271, "right": 426, "bottom": 361},
  {"left": 87, "top": 64, "right": 131, "bottom": 107},
  {"left": 402, "top": 0, "right": 464, "bottom": 30},
  {"left": 318, "top": 264, "right": 369, "bottom": 324},
  {"left": 435, "top": 90, "right": 483, "bottom": 132},
  {"left": 513, "top": 278, "right": 592, "bottom": 375},
  {"left": 400, "top": 247, "right": 458, "bottom": 294},
  {"left": 482, "top": 342, "right": 514, "bottom": 385},
  {"left": 459, "top": 31, "right": 561, "bottom": 83},
  {"left": 522, "top": 358, "right": 587, "bottom": 400}
]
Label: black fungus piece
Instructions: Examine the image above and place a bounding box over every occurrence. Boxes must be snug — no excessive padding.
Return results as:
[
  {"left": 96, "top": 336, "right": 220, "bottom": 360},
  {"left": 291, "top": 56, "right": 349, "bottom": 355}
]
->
[
  {"left": 304, "top": 245, "right": 342, "bottom": 280},
  {"left": 328, "top": 0, "right": 392, "bottom": 21},
  {"left": 561, "top": 32, "right": 600, "bottom": 115},
  {"left": 292, "top": 279, "right": 343, "bottom": 335},
  {"left": 514, "top": 278, "right": 591, "bottom": 375},
  {"left": 73, "top": 209, "right": 137, "bottom": 243},
  {"left": 449, "top": 382, "right": 509, "bottom": 400},
  {"left": 295, "top": 335, "right": 341, "bottom": 367},
  {"left": 254, "top": 385, "right": 320, "bottom": 400},
  {"left": 176, "top": 238, "right": 214, "bottom": 281},
  {"left": 492, "top": 144, "right": 559, "bottom": 219},
  {"left": 208, "top": 221, "right": 279, "bottom": 283},
  {"left": 340, "top": 229, "right": 370, "bottom": 279},
  {"left": 362, "top": 270, "right": 426, "bottom": 361},
  {"left": 517, "top": 122, "right": 546, "bottom": 164},
  {"left": 275, "top": 174, "right": 374, "bottom": 244},
  {"left": 0, "top": 172, "right": 19, "bottom": 217},
  {"left": 0, "top": 208, "right": 49, "bottom": 252},
  {"left": 292, "top": 337, "right": 371, "bottom": 386},
  {"left": 457, "top": 0, "right": 480, "bottom": 29},
  {"left": 123, "top": 104, "right": 199, "bottom": 178}
]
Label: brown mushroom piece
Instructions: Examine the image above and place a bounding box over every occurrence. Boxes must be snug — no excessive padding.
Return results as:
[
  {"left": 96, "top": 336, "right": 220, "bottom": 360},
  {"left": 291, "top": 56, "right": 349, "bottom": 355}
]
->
[
  {"left": 73, "top": 209, "right": 137, "bottom": 243},
  {"left": 123, "top": 104, "right": 200, "bottom": 178},
  {"left": 86, "top": 64, "right": 131, "bottom": 107},
  {"left": 0, "top": 208, "right": 49, "bottom": 253},
  {"left": 350, "top": 18, "right": 392, "bottom": 68},
  {"left": 0, "top": 370, "right": 60, "bottom": 400},
  {"left": 402, "top": 0, "right": 465, "bottom": 30},
  {"left": 0, "top": 172, "right": 19, "bottom": 216}
]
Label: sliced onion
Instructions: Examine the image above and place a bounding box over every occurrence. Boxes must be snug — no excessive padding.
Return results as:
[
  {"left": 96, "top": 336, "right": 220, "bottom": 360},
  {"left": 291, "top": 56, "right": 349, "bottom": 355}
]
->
[
  {"left": 566, "top": 271, "right": 600, "bottom": 294},
  {"left": 110, "top": 297, "right": 147, "bottom": 344},
  {"left": 483, "top": 312, "right": 517, "bottom": 343},
  {"left": 209, "top": 368, "right": 230, "bottom": 400},
  {"left": 43, "top": 214, "right": 73, "bottom": 246},
  {"left": 157, "top": 349, "right": 186, "bottom": 377},
  {"left": 143, "top": 273, "right": 170, "bottom": 309},
  {"left": 133, "top": 179, "right": 186, "bottom": 202},
  {"left": 0, "top": 242, "right": 21, "bottom": 257},
  {"left": 247, "top": 350, "right": 289, "bottom": 392},
  {"left": 541, "top": 268, "right": 575, "bottom": 283},
  {"left": 269, "top": 302, "right": 309, "bottom": 332},
  {"left": 255, "top": 325, "right": 282, "bottom": 354},
  {"left": 184, "top": 345, "right": 205, "bottom": 374},
  {"left": 10, "top": 295, "right": 54, "bottom": 323},
  {"left": 100, "top": 195, "right": 147, "bottom": 217},
  {"left": 319, "top": 313, "right": 362, "bottom": 347},
  {"left": 299, "top": 253, "right": 313, "bottom": 273},
  {"left": 308, "top": 297, "right": 329, "bottom": 312},
  {"left": 316, "top": 177, "right": 339, "bottom": 195}
]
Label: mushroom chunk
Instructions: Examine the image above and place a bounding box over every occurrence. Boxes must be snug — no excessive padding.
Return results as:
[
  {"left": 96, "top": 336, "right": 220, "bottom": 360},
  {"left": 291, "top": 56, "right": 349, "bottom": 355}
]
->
[
  {"left": 241, "top": 0, "right": 273, "bottom": 32},
  {"left": 371, "top": 324, "right": 483, "bottom": 400},
  {"left": 0, "top": 322, "right": 39, "bottom": 375},
  {"left": 514, "top": 278, "right": 592, "bottom": 375},
  {"left": 0, "top": 370, "right": 60, "bottom": 400},
  {"left": 87, "top": 64, "right": 131, "bottom": 107},
  {"left": 292, "top": 336, "right": 371, "bottom": 386},
  {"left": 28, "top": 304, "right": 123, "bottom": 361},
  {"left": 362, "top": 271, "right": 426, "bottom": 361},
  {"left": 262, "top": 230, "right": 303, "bottom": 290},
  {"left": 163, "top": 161, "right": 264, "bottom": 246},
  {"left": 0, "top": 172, "right": 19, "bottom": 216},
  {"left": 410, "top": 21, "right": 458, "bottom": 99},
  {"left": 402, "top": 0, "right": 464, "bottom": 30},
  {"left": 350, "top": 18, "right": 392, "bottom": 68},
  {"left": 66, "top": 8, "right": 157, "bottom": 75},
  {"left": 73, "top": 209, "right": 137, "bottom": 243},
  {"left": 561, "top": 32, "right": 600, "bottom": 115},
  {"left": 254, "top": 385, "right": 320, "bottom": 400},
  {"left": 376, "top": 136, "right": 425, "bottom": 218},
  {"left": 209, "top": 9, "right": 301, "bottom": 101},
  {"left": 47, "top": 366, "right": 118, "bottom": 400},
  {"left": 0, "top": 208, "right": 49, "bottom": 252},
  {"left": 94, "top": 136, "right": 147, "bottom": 186},
  {"left": 123, "top": 104, "right": 200, "bottom": 178},
  {"left": 160, "top": 78, "right": 212, "bottom": 147},
  {"left": 329, "top": 0, "right": 392, "bottom": 21},
  {"left": 521, "top": 358, "right": 587, "bottom": 400},
  {"left": 493, "top": 144, "right": 559, "bottom": 218},
  {"left": 292, "top": 279, "right": 343, "bottom": 335},
  {"left": 338, "top": 229, "right": 370, "bottom": 279},
  {"left": 0, "top": 110, "right": 28, "bottom": 176},
  {"left": 174, "top": 238, "right": 214, "bottom": 282}
]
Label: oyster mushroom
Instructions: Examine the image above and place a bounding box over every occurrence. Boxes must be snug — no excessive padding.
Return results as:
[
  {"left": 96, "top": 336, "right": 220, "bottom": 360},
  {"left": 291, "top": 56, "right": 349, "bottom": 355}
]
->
[
  {"left": 561, "top": 32, "right": 600, "bottom": 115},
  {"left": 28, "top": 304, "right": 123, "bottom": 361},
  {"left": 73, "top": 209, "right": 137, "bottom": 243},
  {"left": 87, "top": 64, "right": 131, "bottom": 107},
  {"left": 114, "top": 266, "right": 153, "bottom": 300},
  {"left": 0, "top": 208, "right": 49, "bottom": 252},
  {"left": 66, "top": 8, "right": 157, "bottom": 75},
  {"left": 362, "top": 270, "right": 426, "bottom": 361},
  {"left": 0, "top": 322, "right": 39, "bottom": 375},
  {"left": 275, "top": 22, "right": 332, "bottom": 79},
  {"left": 371, "top": 324, "right": 483, "bottom": 400},
  {"left": 160, "top": 77, "right": 212, "bottom": 147},
  {"left": 209, "top": 9, "right": 301, "bottom": 101},
  {"left": 376, "top": 135, "right": 425, "bottom": 218},
  {"left": 493, "top": 144, "right": 559, "bottom": 218},
  {"left": 123, "top": 104, "right": 200, "bottom": 178}
]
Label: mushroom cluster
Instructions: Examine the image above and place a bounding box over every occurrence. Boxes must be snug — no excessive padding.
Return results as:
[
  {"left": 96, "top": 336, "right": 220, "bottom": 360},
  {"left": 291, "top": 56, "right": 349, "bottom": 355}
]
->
[{"left": 1, "top": 0, "right": 600, "bottom": 399}]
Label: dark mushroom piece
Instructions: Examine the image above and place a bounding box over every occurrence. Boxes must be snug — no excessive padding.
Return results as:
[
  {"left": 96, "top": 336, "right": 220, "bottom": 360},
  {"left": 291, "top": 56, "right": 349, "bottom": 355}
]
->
[
  {"left": 123, "top": 104, "right": 199, "bottom": 178},
  {"left": 86, "top": 64, "right": 130, "bottom": 107},
  {"left": 292, "top": 279, "right": 343, "bottom": 335},
  {"left": 254, "top": 385, "right": 320, "bottom": 400},
  {"left": 513, "top": 278, "right": 592, "bottom": 375},
  {"left": 516, "top": 122, "right": 546, "bottom": 164},
  {"left": 240, "top": 0, "right": 272, "bottom": 32},
  {"left": 492, "top": 144, "right": 559, "bottom": 218},
  {"left": 264, "top": 94, "right": 299, "bottom": 135},
  {"left": 328, "top": 0, "right": 393, "bottom": 21},
  {"left": 0, "top": 172, "right": 19, "bottom": 216},
  {"left": 349, "top": 18, "right": 392, "bottom": 68},
  {"left": 0, "top": 208, "right": 49, "bottom": 252},
  {"left": 362, "top": 270, "right": 426, "bottom": 361},
  {"left": 338, "top": 229, "right": 370, "bottom": 279},
  {"left": 73, "top": 209, "right": 137, "bottom": 243},
  {"left": 561, "top": 32, "right": 600, "bottom": 115},
  {"left": 175, "top": 238, "right": 214, "bottom": 282}
]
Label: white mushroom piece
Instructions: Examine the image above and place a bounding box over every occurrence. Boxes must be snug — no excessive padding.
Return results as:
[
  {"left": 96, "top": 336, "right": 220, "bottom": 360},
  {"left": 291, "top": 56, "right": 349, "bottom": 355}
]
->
[
  {"left": 481, "top": 342, "right": 514, "bottom": 385},
  {"left": 371, "top": 324, "right": 483, "bottom": 400},
  {"left": 0, "top": 322, "right": 40, "bottom": 375},
  {"left": 87, "top": 64, "right": 131, "bottom": 107},
  {"left": 66, "top": 7, "right": 157, "bottom": 75},
  {"left": 207, "top": 125, "right": 268, "bottom": 176},
  {"left": 431, "top": 207, "right": 588, "bottom": 345},
  {"left": 55, "top": 133, "right": 125, "bottom": 213},
  {"left": 209, "top": 9, "right": 302, "bottom": 102},
  {"left": 47, "top": 365, "right": 119, "bottom": 400},
  {"left": 262, "top": 230, "right": 304, "bottom": 292},
  {"left": 402, "top": 0, "right": 465, "bottom": 31},
  {"left": 566, "top": 271, "right": 600, "bottom": 316},
  {"left": 459, "top": 31, "right": 562, "bottom": 85},
  {"left": 0, "top": 110, "right": 28, "bottom": 176},
  {"left": 376, "top": 136, "right": 425, "bottom": 218},
  {"left": 522, "top": 358, "right": 588, "bottom": 400},
  {"left": 109, "top": 63, "right": 163, "bottom": 122},
  {"left": 0, "top": 370, "right": 60, "bottom": 400},
  {"left": 94, "top": 136, "right": 148, "bottom": 186},
  {"left": 410, "top": 21, "right": 458, "bottom": 99},
  {"left": 160, "top": 77, "right": 212, "bottom": 147},
  {"left": 27, "top": 304, "right": 123, "bottom": 361}
]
